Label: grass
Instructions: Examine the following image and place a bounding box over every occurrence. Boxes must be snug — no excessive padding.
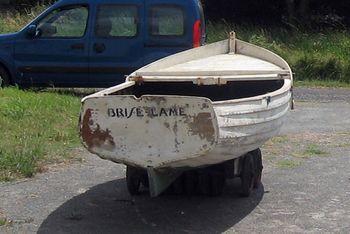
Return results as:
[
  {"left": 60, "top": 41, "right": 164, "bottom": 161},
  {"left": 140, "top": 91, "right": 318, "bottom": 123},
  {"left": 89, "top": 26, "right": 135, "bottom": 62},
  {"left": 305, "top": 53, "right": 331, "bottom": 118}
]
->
[
  {"left": 294, "top": 80, "right": 350, "bottom": 88},
  {"left": 264, "top": 134, "right": 334, "bottom": 169},
  {"left": 292, "top": 144, "right": 328, "bottom": 159},
  {"left": 271, "top": 135, "right": 289, "bottom": 144},
  {"left": 207, "top": 22, "right": 350, "bottom": 85},
  {"left": 0, "top": 87, "right": 81, "bottom": 181},
  {"left": 0, "top": 217, "right": 6, "bottom": 226},
  {"left": 276, "top": 159, "right": 301, "bottom": 169},
  {"left": 303, "top": 144, "right": 328, "bottom": 157}
]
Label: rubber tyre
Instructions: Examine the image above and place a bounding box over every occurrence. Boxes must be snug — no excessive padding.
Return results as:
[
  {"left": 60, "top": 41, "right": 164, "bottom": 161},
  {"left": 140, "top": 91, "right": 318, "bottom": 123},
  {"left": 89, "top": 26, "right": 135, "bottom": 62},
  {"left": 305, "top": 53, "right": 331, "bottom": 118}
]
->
[
  {"left": 253, "top": 149, "right": 263, "bottom": 189},
  {"left": 126, "top": 166, "right": 141, "bottom": 195},
  {"left": 0, "top": 66, "right": 10, "bottom": 87},
  {"left": 240, "top": 154, "right": 255, "bottom": 197},
  {"left": 141, "top": 173, "right": 149, "bottom": 188}
]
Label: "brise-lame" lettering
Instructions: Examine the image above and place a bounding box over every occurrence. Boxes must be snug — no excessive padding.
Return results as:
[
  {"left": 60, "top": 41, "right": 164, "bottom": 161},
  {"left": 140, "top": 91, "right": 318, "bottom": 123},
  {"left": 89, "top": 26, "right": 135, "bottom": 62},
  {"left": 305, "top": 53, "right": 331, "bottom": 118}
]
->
[{"left": 107, "top": 107, "right": 186, "bottom": 118}]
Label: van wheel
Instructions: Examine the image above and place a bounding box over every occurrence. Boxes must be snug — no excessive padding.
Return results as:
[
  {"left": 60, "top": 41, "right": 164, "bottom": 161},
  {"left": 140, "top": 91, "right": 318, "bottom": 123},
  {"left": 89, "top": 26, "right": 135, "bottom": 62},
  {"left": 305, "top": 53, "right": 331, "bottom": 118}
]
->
[
  {"left": 240, "top": 153, "right": 255, "bottom": 197},
  {"left": 0, "top": 66, "right": 10, "bottom": 87},
  {"left": 126, "top": 166, "right": 142, "bottom": 195}
]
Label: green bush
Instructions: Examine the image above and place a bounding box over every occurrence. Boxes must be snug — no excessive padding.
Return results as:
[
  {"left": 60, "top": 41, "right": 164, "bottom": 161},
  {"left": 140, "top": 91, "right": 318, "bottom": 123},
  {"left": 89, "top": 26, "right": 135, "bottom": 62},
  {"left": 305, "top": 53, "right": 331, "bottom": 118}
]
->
[
  {"left": 293, "top": 55, "right": 342, "bottom": 81},
  {"left": 207, "top": 21, "right": 350, "bottom": 84}
]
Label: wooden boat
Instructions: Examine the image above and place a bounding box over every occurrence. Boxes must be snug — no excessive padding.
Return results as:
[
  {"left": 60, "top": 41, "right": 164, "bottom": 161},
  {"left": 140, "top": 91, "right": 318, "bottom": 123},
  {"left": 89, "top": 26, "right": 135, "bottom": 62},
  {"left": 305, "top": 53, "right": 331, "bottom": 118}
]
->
[{"left": 79, "top": 32, "right": 293, "bottom": 197}]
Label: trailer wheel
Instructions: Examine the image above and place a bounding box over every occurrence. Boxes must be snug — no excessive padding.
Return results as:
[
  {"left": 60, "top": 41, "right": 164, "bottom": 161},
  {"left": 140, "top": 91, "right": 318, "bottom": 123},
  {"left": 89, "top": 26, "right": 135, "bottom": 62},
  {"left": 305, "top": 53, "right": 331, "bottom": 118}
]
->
[
  {"left": 253, "top": 149, "right": 263, "bottom": 188},
  {"left": 126, "top": 166, "right": 141, "bottom": 195},
  {"left": 240, "top": 153, "right": 255, "bottom": 197}
]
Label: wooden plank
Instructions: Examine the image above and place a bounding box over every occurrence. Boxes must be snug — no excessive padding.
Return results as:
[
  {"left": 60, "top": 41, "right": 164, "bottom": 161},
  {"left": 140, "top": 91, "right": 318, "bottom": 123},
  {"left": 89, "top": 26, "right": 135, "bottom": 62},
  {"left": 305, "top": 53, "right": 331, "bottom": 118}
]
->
[
  {"left": 129, "top": 73, "right": 288, "bottom": 85},
  {"left": 160, "top": 54, "right": 282, "bottom": 74},
  {"left": 135, "top": 69, "right": 289, "bottom": 77},
  {"left": 236, "top": 39, "right": 293, "bottom": 80}
]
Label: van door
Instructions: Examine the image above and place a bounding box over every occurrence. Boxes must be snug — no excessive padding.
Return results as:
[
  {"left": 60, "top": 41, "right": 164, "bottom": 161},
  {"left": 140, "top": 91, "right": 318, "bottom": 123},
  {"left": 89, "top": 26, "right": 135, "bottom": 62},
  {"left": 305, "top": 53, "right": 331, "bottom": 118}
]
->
[
  {"left": 143, "top": 0, "right": 193, "bottom": 65},
  {"left": 14, "top": 4, "right": 90, "bottom": 87},
  {"left": 89, "top": 1, "right": 144, "bottom": 87}
]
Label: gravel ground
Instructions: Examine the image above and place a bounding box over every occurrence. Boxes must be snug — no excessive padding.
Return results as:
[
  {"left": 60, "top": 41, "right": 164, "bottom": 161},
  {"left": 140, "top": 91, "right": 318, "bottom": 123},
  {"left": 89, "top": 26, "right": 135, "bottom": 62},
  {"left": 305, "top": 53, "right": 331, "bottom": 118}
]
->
[
  {"left": 294, "top": 87, "right": 350, "bottom": 103},
  {"left": 0, "top": 87, "right": 350, "bottom": 233}
]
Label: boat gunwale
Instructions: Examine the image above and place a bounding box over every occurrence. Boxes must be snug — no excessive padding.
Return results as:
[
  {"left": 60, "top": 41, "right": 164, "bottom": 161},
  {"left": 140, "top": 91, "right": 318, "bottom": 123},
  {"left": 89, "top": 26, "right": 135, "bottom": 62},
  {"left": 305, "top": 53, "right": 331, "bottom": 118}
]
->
[
  {"left": 216, "top": 92, "right": 291, "bottom": 116},
  {"left": 82, "top": 79, "right": 291, "bottom": 106},
  {"left": 212, "top": 79, "right": 292, "bottom": 105}
]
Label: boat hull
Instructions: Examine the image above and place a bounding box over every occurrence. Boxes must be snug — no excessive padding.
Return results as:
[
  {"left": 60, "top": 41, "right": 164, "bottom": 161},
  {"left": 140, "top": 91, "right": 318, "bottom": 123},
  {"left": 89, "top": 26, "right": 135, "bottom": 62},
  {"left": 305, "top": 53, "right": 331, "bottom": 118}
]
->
[{"left": 80, "top": 79, "right": 291, "bottom": 169}]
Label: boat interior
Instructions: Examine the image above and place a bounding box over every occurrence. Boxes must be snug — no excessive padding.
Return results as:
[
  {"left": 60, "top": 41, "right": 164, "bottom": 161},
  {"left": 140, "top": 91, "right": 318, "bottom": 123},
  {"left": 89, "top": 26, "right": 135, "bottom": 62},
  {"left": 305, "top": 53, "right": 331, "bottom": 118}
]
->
[
  {"left": 94, "top": 37, "right": 291, "bottom": 103},
  {"left": 113, "top": 79, "right": 285, "bottom": 102}
]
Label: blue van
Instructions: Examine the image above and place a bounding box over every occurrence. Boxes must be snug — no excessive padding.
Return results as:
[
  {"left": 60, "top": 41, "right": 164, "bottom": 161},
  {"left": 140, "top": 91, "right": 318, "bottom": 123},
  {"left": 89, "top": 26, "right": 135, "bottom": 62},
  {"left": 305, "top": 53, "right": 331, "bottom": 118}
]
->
[{"left": 0, "top": 0, "right": 205, "bottom": 87}]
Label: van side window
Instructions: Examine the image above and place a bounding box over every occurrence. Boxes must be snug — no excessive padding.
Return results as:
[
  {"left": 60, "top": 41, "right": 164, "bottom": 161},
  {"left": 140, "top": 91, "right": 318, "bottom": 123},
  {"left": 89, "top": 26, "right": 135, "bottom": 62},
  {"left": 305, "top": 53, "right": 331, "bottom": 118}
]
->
[
  {"left": 95, "top": 5, "right": 138, "bottom": 38},
  {"left": 149, "top": 6, "right": 184, "bottom": 36},
  {"left": 37, "top": 5, "right": 88, "bottom": 38}
]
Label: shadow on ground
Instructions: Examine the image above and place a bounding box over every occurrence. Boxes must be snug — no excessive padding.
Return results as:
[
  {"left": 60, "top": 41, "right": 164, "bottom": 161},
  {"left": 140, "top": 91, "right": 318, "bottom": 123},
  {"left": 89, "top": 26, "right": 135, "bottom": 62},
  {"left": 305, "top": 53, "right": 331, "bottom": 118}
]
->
[{"left": 38, "top": 178, "right": 264, "bottom": 233}]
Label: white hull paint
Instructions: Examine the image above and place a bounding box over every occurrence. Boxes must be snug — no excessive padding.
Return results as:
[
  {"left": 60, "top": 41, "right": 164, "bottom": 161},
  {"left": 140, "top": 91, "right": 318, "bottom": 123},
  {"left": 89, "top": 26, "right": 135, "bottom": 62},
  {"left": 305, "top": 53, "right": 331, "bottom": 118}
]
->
[{"left": 80, "top": 33, "right": 293, "bottom": 171}]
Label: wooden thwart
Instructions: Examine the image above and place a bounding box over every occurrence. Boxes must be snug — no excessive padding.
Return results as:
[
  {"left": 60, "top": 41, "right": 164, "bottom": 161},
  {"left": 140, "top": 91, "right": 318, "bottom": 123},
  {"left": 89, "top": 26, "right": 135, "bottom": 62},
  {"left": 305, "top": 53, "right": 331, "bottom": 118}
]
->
[
  {"left": 129, "top": 73, "right": 288, "bottom": 85},
  {"left": 131, "top": 69, "right": 290, "bottom": 85},
  {"left": 135, "top": 69, "right": 289, "bottom": 77}
]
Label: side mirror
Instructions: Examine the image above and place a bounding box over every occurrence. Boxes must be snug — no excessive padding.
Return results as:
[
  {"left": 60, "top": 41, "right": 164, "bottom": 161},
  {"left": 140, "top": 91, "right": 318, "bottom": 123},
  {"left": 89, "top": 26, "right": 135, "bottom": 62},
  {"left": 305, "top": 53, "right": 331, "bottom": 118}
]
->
[{"left": 26, "top": 25, "right": 38, "bottom": 38}]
